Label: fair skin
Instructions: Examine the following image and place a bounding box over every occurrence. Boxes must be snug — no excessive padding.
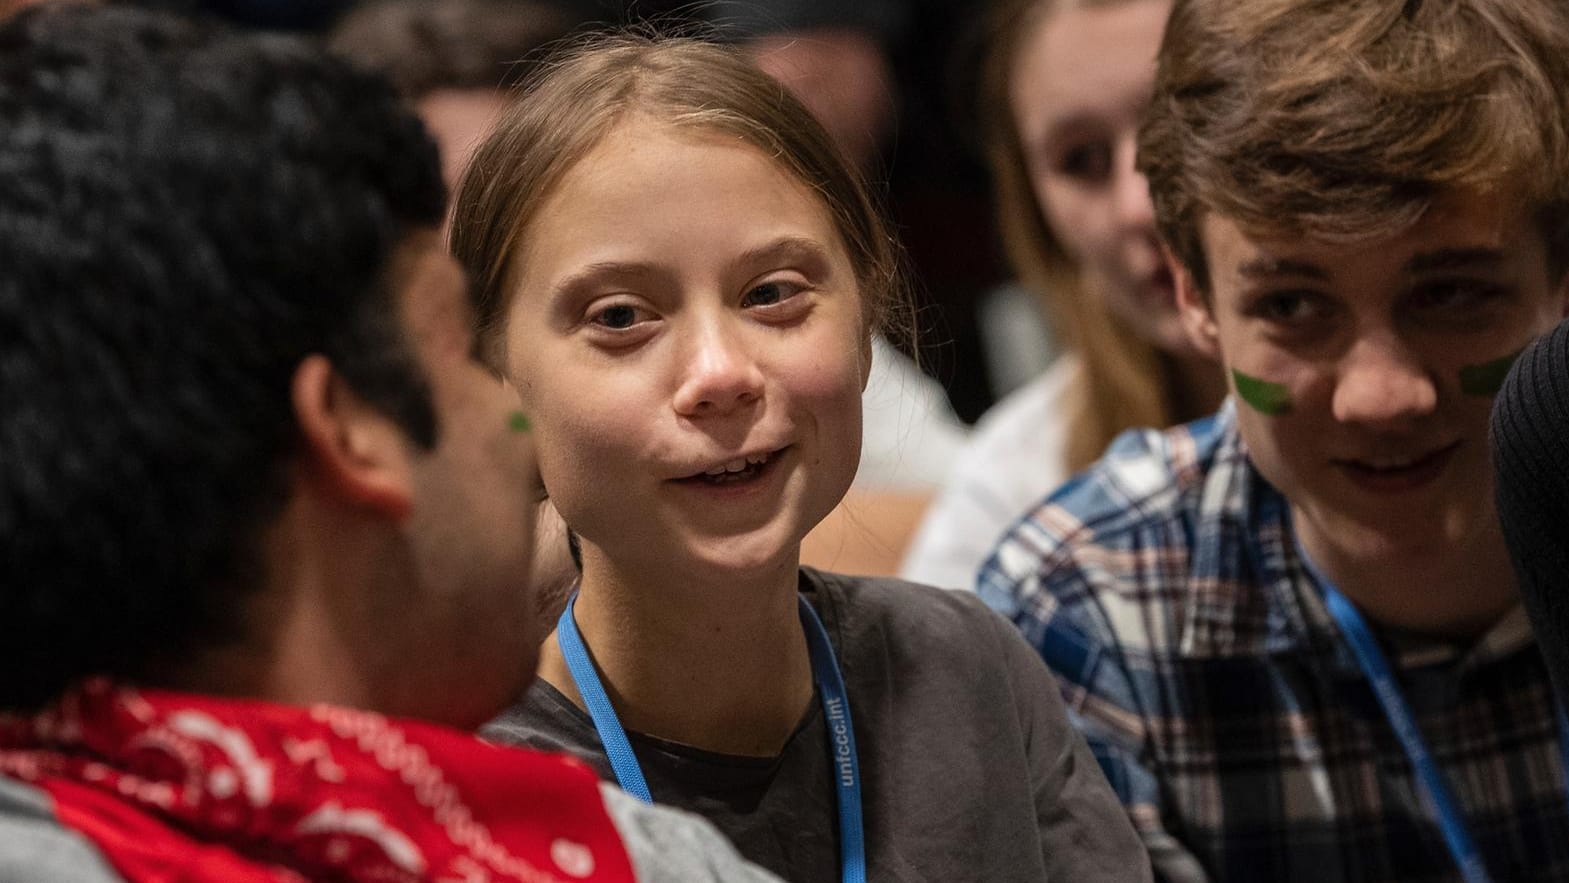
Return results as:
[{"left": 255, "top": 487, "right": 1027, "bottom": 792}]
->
[
  {"left": 747, "top": 29, "right": 894, "bottom": 173},
  {"left": 504, "top": 118, "right": 871, "bottom": 756},
  {"left": 801, "top": 489, "right": 932, "bottom": 575},
  {"left": 417, "top": 88, "right": 507, "bottom": 196},
  {"left": 1177, "top": 191, "right": 1569, "bottom": 637},
  {"left": 414, "top": 85, "right": 587, "bottom": 604},
  {"left": 750, "top": 29, "right": 913, "bottom": 577},
  {"left": 187, "top": 231, "right": 542, "bottom": 729},
  {"left": 1010, "top": 0, "right": 1185, "bottom": 355}
]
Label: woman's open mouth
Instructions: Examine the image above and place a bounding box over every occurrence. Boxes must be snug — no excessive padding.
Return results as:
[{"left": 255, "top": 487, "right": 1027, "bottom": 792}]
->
[{"left": 673, "top": 447, "right": 787, "bottom": 488}]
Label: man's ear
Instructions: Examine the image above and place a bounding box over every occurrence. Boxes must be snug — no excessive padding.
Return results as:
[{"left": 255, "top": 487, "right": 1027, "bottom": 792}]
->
[
  {"left": 291, "top": 354, "right": 416, "bottom": 520},
  {"left": 1169, "top": 244, "right": 1221, "bottom": 360}
]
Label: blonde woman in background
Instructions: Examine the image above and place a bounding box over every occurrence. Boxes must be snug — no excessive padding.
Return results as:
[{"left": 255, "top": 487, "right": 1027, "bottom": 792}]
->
[{"left": 902, "top": 0, "right": 1223, "bottom": 589}]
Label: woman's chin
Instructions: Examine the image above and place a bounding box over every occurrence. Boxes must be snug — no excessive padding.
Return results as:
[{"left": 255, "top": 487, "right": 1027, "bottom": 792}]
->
[{"left": 680, "top": 529, "right": 802, "bottom": 579}]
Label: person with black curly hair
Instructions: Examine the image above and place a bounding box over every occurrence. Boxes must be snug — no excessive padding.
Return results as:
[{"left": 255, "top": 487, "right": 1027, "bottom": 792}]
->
[{"left": 0, "top": 7, "right": 777, "bottom": 882}]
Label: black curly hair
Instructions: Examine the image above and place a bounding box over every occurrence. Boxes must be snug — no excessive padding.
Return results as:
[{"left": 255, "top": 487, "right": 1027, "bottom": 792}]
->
[{"left": 0, "top": 5, "right": 447, "bottom": 710}]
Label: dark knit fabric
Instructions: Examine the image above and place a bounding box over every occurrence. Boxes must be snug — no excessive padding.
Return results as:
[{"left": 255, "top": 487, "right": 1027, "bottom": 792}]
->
[{"left": 1492, "top": 318, "right": 1569, "bottom": 708}]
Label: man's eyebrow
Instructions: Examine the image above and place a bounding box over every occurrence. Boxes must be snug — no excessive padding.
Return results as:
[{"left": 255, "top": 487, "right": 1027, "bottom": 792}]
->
[
  {"left": 1403, "top": 247, "right": 1506, "bottom": 274},
  {"left": 1237, "top": 257, "right": 1331, "bottom": 281}
]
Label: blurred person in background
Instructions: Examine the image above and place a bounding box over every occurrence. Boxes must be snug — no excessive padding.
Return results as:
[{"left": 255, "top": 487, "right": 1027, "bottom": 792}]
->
[
  {"left": 329, "top": 0, "right": 569, "bottom": 195},
  {"left": 902, "top": 0, "right": 1223, "bottom": 590}
]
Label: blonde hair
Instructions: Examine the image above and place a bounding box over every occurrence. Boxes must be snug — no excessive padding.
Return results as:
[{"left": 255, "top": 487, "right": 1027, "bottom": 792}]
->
[
  {"left": 979, "top": 0, "right": 1178, "bottom": 473},
  {"left": 449, "top": 32, "right": 909, "bottom": 366}
]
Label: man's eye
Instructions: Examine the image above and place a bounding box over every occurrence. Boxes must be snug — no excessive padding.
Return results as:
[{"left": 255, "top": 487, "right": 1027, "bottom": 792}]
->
[
  {"left": 1409, "top": 280, "right": 1504, "bottom": 312},
  {"left": 1250, "top": 290, "right": 1325, "bottom": 324}
]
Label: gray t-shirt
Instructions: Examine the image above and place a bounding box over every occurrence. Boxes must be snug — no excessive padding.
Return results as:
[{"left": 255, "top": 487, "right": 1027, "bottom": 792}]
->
[
  {"left": 483, "top": 568, "right": 1151, "bottom": 882},
  {"left": 0, "top": 775, "right": 121, "bottom": 883},
  {"left": 0, "top": 754, "right": 781, "bottom": 883}
]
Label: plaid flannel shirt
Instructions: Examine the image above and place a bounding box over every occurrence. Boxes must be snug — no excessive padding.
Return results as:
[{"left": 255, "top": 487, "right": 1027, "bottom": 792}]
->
[{"left": 978, "top": 403, "right": 1569, "bottom": 882}]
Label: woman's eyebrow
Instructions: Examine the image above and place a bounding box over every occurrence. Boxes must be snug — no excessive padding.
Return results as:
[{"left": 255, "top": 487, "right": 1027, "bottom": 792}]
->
[
  {"left": 729, "top": 236, "right": 834, "bottom": 275},
  {"left": 550, "top": 260, "right": 659, "bottom": 301}
]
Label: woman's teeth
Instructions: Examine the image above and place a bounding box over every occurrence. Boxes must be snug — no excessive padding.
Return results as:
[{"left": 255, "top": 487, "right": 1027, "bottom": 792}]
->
[
  {"left": 703, "top": 453, "right": 770, "bottom": 477},
  {"left": 700, "top": 452, "right": 771, "bottom": 482}
]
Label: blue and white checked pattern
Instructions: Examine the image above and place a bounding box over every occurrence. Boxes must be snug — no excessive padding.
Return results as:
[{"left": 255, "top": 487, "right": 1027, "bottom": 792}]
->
[{"left": 979, "top": 403, "right": 1569, "bottom": 882}]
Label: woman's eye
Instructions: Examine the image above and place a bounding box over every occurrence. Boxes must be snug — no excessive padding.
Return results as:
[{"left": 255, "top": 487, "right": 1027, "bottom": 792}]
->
[
  {"left": 588, "top": 302, "right": 649, "bottom": 330},
  {"left": 741, "top": 280, "right": 802, "bottom": 308},
  {"left": 1057, "top": 142, "right": 1112, "bottom": 183}
]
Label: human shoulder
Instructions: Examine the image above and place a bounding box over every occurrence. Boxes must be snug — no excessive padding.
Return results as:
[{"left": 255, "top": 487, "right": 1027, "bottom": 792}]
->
[
  {"left": 596, "top": 783, "right": 784, "bottom": 883},
  {"left": 855, "top": 336, "right": 968, "bottom": 491},
  {"left": 0, "top": 776, "right": 124, "bottom": 883},
  {"left": 964, "top": 355, "right": 1079, "bottom": 469},
  {"left": 996, "top": 410, "right": 1230, "bottom": 556},
  {"left": 977, "top": 408, "right": 1246, "bottom": 647},
  {"left": 947, "top": 359, "right": 1078, "bottom": 511},
  {"left": 809, "top": 565, "right": 998, "bottom": 625},
  {"left": 899, "top": 357, "right": 1082, "bottom": 590},
  {"left": 804, "top": 568, "right": 1034, "bottom": 677},
  {"left": 480, "top": 681, "right": 618, "bottom": 780}
]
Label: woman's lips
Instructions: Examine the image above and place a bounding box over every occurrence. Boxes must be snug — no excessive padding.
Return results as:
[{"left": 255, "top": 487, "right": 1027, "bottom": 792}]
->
[{"left": 668, "top": 446, "right": 790, "bottom": 496}]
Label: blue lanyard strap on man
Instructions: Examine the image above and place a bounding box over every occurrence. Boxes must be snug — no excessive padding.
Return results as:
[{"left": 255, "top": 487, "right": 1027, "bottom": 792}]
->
[
  {"left": 556, "top": 593, "right": 868, "bottom": 883},
  {"left": 1298, "top": 545, "right": 1569, "bottom": 883}
]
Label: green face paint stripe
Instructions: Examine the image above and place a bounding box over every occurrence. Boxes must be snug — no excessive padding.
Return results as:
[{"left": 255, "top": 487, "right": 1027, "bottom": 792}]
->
[
  {"left": 1231, "top": 369, "right": 1292, "bottom": 416},
  {"left": 508, "top": 411, "right": 532, "bottom": 433},
  {"left": 1458, "top": 349, "right": 1523, "bottom": 397}
]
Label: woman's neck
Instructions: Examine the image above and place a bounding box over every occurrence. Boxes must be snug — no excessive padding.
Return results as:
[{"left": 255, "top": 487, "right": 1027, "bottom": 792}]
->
[{"left": 537, "top": 549, "right": 815, "bottom": 757}]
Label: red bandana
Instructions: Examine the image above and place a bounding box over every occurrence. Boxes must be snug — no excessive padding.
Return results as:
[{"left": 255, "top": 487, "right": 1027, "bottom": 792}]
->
[{"left": 0, "top": 680, "right": 636, "bottom": 883}]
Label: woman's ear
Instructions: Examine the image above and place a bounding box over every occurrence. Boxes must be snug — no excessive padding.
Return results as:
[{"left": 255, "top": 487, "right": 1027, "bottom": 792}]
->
[{"left": 290, "top": 354, "right": 416, "bottom": 520}]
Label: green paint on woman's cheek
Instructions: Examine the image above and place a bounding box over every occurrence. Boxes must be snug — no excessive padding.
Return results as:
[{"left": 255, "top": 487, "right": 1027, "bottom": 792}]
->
[
  {"left": 1458, "top": 349, "right": 1523, "bottom": 397},
  {"left": 1231, "top": 369, "right": 1293, "bottom": 416},
  {"left": 507, "top": 411, "right": 532, "bottom": 433}
]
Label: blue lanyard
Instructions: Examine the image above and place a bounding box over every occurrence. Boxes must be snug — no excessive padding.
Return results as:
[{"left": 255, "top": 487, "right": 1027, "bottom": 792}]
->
[
  {"left": 555, "top": 593, "right": 867, "bottom": 883},
  {"left": 1299, "top": 549, "right": 1569, "bottom": 883}
]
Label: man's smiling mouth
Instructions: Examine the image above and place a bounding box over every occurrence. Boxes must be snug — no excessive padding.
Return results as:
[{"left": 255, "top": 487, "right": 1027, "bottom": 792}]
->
[{"left": 1332, "top": 441, "right": 1461, "bottom": 492}]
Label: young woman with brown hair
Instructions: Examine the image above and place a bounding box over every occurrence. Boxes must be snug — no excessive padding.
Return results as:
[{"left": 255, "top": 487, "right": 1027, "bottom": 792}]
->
[{"left": 450, "top": 33, "right": 1151, "bottom": 883}]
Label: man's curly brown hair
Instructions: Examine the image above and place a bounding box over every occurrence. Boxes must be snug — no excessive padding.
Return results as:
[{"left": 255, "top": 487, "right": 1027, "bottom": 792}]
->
[{"left": 1139, "top": 0, "right": 1569, "bottom": 293}]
